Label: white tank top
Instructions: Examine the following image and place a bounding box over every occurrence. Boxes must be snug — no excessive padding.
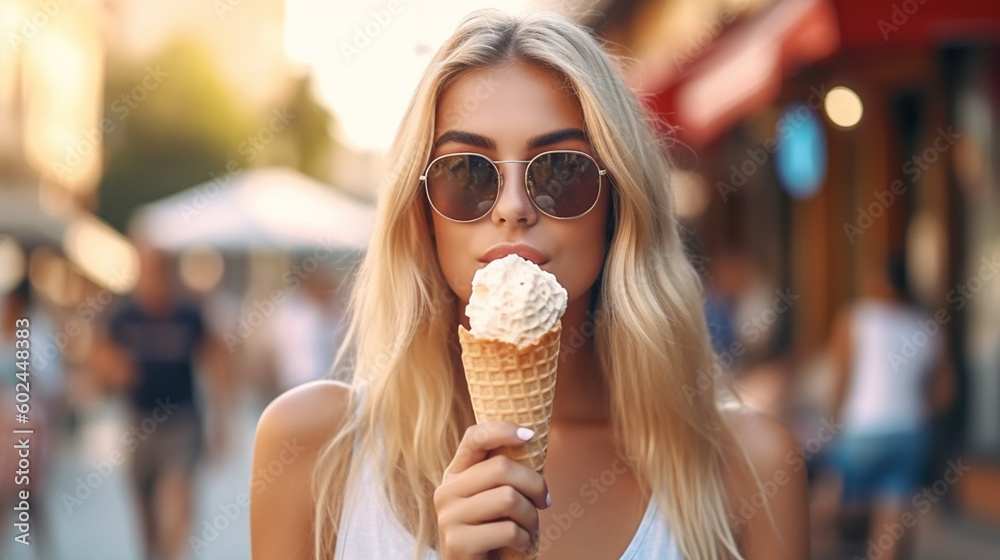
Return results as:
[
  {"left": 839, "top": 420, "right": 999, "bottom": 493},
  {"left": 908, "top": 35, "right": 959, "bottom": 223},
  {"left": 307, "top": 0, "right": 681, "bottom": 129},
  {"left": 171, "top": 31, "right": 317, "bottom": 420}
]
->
[
  {"left": 333, "top": 395, "right": 682, "bottom": 559},
  {"left": 840, "top": 301, "right": 939, "bottom": 434},
  {"left": 334, "top": 450, "right": 682, "bottom": 560}
]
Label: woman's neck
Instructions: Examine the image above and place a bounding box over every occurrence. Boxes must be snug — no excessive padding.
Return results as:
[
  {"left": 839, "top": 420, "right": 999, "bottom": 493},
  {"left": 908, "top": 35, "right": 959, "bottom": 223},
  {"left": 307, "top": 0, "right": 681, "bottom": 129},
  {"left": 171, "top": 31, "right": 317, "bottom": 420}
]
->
[{"left": 551, "top": 294, "right": 610, "bottom": 424}]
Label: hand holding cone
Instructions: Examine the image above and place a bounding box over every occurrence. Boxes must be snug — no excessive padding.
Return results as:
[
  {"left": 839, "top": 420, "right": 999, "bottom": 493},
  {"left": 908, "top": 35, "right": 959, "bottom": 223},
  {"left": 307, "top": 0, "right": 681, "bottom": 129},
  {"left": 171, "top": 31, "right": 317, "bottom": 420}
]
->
[
  {"left": 459, "top": 322, "right": 560, "bottom": 560},
  {"left": 459, "top": 255, "right": 567, "bottom": 560}
]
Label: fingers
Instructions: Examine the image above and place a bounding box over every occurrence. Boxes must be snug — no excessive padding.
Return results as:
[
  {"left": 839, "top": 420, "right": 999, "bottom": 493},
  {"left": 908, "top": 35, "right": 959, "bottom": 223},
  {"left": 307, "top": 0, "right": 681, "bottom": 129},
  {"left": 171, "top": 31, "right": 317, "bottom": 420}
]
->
[
  {"left": 445, "top": 421, "right": 535, "bottom": 476},
  {"left": 446, "top": 455, "right": 550, "bottom": 511},
  {"left": 440, "top": 521, "right": 532, "bottom": 558},
  {"left": 439, "top": 484, "right": 541, "bottom": 538},
  {"left": 435, "top": 422, "right": 549, "bottom": 558}
]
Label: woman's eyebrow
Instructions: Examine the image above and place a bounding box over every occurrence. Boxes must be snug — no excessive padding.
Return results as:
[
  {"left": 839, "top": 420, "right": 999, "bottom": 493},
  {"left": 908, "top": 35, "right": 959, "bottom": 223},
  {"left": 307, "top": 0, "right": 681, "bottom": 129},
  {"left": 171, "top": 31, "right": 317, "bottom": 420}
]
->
[
  {"left": 433, "top": 130, "right": 495, "bottom": 150},
  {"left": 526, "top": 128, "right": 589, "bottom": 149},
  {"left": 432, "top": 128, "right": 590, "bottom": 151}
]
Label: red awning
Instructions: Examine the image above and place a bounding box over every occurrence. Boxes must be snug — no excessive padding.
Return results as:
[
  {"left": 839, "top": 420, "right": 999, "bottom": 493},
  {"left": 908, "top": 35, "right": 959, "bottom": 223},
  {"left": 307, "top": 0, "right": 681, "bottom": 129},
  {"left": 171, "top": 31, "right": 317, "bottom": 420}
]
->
[
  {"left": 643, "top": 0, "right": 840, "bottom": 147},
  {"left": 642, "top": 0, "right": 1000, "bottom": 147},
  {"left": 835, "top": 0, "right": 1000, "bottom": 48}
]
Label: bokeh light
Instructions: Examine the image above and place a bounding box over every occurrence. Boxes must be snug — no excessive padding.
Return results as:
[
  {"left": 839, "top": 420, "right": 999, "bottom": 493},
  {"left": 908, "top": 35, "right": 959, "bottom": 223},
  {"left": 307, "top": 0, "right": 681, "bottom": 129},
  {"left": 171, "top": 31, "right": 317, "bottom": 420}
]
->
[{"left": 824, "top": 85, "right": 863, "bottom": 129}]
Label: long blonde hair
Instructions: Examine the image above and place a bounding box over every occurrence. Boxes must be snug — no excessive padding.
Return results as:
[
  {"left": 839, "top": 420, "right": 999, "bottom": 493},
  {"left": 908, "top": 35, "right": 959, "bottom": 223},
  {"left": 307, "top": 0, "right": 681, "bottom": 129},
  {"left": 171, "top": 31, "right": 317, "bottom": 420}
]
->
[{"left": 314, "top": 9, "right": 749, "bottom": 560}]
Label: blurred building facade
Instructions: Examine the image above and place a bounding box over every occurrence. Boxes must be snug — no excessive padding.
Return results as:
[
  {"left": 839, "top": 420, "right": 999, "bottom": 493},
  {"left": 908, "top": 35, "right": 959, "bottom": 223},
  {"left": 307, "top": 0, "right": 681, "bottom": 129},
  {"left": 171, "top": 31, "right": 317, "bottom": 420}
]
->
[
  {"left": 586, "top": 0, "right": 1000, "bottom": 535},
  {"left": 0, "top": 0, "right": 344, "bottom": 369}
]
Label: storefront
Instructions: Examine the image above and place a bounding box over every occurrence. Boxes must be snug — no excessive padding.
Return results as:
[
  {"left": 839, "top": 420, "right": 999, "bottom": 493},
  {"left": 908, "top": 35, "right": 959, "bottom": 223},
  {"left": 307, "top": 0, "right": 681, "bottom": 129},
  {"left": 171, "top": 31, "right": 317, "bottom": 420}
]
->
[{"left": 586, "top": 0, "right": 1000, "bottom": 527}]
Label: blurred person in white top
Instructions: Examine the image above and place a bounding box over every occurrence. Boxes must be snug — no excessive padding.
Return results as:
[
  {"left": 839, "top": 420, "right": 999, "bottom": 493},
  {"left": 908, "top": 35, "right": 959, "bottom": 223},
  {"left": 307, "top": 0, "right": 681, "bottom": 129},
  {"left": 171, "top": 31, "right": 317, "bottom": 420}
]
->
[
  {"left": 827, "top": 253, "right": 955, "bottom": 560},
  {"left": 266, "top": 265, "right": 347, "bottom": 392}
]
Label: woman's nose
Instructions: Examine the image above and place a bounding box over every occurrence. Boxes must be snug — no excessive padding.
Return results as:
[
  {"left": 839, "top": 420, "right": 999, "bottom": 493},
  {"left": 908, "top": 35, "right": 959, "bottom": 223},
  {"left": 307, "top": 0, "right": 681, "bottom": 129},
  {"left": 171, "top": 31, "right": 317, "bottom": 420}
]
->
[{"left": 490, "top": 162, "right": 538, "bottom": 226}]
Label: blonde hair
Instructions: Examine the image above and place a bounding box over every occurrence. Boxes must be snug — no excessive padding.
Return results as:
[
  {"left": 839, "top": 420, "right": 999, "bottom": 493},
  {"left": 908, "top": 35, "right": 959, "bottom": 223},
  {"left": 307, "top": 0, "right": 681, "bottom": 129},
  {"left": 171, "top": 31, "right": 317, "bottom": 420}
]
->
[{"left": 314, "top": 9, "right": 750, "bottom": 560}]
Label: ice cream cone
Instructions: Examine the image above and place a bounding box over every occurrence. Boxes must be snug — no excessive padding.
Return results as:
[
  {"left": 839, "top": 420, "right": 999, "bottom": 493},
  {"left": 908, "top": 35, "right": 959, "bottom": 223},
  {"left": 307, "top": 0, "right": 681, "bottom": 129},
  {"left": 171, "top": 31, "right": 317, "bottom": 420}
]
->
[
  {"left": 458, "top": 322, "right": 561, "bottom": 560},
  {"left": 458, "top": 321, "right": 561, "bottom": 473}
]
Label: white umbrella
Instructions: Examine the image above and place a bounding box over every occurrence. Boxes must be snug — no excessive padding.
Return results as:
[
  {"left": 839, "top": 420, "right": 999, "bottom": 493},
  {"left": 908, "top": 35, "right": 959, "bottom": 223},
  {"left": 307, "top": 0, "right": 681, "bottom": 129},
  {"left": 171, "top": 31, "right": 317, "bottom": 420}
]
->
[{"left": 132, "top": 167, "right": 376, "bottom": 253}]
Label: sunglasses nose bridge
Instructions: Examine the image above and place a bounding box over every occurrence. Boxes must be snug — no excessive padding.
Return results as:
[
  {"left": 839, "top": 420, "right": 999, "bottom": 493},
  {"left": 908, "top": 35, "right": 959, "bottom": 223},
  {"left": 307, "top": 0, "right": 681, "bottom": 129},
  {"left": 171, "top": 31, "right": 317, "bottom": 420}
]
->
[
  {"left": 494, "top": 159, "right": 529, "bottom": 193},
  {"left": 491, "top": 159, "right": 536, "bottom": 221}
]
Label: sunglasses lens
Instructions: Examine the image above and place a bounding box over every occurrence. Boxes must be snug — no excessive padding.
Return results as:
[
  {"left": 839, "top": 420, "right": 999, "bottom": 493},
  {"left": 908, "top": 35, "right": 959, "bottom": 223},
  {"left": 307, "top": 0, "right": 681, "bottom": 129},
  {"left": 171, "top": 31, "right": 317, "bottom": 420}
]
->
[
  {"left": 425, "top": 154, "right": 498, "bottom": 221},
  {"left": 526, "top": 152, "right": 601, "bottom": 218}
]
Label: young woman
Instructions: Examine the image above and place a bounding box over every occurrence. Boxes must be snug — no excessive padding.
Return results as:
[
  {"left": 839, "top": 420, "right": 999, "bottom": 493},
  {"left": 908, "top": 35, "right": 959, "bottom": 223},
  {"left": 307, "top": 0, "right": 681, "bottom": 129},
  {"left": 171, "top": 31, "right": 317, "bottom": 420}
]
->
[{"left": 251, "top": 10, "right": 808, "bottom": 560}]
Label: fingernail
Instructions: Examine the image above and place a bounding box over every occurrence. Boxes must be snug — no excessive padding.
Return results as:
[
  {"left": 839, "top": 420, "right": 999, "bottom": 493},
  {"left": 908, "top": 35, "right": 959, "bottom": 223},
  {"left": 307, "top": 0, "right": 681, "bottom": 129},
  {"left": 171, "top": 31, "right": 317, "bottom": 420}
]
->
[
  {"left": 545, "top": 492, "right": 552, "bottom": 508},
  {"left": 536, "top": 525, "right": 541, "bottom": 538},
  {"left": 516, "top": 427, "right": 534, "bottom": 441}
]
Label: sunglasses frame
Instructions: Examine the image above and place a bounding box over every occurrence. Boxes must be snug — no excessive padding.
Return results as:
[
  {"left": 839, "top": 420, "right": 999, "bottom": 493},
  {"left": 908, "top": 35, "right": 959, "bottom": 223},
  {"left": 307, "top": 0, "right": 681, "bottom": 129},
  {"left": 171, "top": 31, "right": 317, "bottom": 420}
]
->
[{"left": 419, "top": 149, "right": 607, "bottom": 223}]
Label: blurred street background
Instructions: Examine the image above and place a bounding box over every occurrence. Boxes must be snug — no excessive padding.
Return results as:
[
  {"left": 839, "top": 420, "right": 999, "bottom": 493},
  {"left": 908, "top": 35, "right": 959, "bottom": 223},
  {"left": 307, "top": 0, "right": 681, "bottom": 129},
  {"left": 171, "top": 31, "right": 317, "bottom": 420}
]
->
[{"left": 1, "top": 0, "right": 999, "bottom": 558}]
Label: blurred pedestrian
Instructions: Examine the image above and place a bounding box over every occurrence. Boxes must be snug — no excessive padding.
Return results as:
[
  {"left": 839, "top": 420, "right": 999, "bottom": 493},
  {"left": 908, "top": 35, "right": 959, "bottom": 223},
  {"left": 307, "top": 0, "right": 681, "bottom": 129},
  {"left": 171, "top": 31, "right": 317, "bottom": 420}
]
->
[
  {"left": 98, "top": 235, "right": 233, "bottom": 560},
  {"left": 825, "top": 253, "right": 955, "bottom": 559},
  {"left": 267, "top": 264, "right": 348, "bottom": 392}
]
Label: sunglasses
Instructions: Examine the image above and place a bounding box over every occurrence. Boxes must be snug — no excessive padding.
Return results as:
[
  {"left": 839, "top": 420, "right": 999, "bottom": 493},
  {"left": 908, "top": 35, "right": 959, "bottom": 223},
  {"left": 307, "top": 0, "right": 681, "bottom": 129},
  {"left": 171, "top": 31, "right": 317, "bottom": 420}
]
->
[{"left": 420, "top": 150, "right": 607, "bottom": 222}]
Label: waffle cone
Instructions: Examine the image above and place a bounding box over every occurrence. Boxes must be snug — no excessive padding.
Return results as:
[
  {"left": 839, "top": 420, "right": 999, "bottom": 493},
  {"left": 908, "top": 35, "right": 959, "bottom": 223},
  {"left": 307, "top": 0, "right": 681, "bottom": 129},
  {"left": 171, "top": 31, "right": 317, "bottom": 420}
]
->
[{"left": 458, "top": 322, "right": 561, "bottom": 560}]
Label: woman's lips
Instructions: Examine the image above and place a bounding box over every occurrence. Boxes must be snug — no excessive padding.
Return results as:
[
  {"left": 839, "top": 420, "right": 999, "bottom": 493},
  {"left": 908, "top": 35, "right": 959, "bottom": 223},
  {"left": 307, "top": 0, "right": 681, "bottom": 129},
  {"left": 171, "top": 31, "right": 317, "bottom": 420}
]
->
[{"left": 480, "top": 243, "right": 548, "bottom": 265}]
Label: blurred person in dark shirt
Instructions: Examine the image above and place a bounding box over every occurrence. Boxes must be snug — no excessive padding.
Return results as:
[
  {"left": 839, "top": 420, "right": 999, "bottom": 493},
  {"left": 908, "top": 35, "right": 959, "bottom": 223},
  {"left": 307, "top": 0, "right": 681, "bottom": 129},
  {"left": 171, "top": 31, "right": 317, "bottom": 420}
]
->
[{"left": 100, "top": 236, "right": 233, "bottom": 560}]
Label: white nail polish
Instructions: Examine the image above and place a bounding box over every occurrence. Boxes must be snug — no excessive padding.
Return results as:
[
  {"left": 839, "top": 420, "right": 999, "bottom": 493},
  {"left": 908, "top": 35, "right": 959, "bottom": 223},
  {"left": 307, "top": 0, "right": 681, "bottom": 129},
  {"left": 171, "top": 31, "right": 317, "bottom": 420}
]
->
[
  {"left": 516, "top": 427, "right": 534, "bottom": 441},
  {"left": 545, "top": 492, "right": 552, "bottom": 507}
]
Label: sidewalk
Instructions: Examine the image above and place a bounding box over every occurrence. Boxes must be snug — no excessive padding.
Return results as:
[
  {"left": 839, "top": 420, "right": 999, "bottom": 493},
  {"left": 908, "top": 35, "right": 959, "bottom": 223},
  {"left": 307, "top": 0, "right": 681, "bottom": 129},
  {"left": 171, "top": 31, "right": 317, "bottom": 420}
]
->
[
  {"left": 2, "top": 396, "right": 261, "bottom": 560},
  {"left": 813, "top": 502, "right": 1000, "bottom": 560},
  {"left": 911, "top": 508, "right": 1000, "bottom": 560}
]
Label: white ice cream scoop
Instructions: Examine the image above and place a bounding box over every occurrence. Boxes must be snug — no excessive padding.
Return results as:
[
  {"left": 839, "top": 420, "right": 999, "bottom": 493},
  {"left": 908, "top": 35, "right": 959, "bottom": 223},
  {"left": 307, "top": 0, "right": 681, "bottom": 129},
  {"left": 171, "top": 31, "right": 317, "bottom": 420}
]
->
[{"left": 465, "top": 254, "right": 568, "bottom": 349}]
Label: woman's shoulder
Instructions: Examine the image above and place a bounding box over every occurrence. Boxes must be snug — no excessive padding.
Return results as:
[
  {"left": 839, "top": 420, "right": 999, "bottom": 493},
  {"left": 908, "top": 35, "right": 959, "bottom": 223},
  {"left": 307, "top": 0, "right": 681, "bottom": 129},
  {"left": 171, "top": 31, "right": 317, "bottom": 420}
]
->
[
  {"left": 255, "top": 380, "right": 355, "bottom": 449},
  {"left": 250, "top": 380, "right": 355, "bottom": 559},
  {"left": 719, "top": 406, "right": 810, "bottom": 559},
  {"left": 721, "top": 406, "right": 799, "bottom": 474}
]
